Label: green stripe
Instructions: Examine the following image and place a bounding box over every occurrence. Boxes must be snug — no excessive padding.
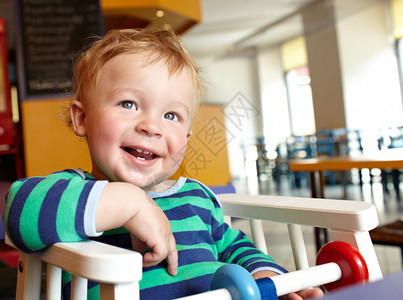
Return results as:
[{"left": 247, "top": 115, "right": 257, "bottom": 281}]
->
[
  {"left": 140, "top": 261, "right": 225, "bottom": 289},
  {"left": 171, "top": 216, "right": 210, "bottom": 233},
  {"left": 156, "top": 194, "right": 213, "bottom": 210},
  {"left": 178, "top": 181, "right": 202, "bottom": 193},
  {"left": 225, "top": 246, "right": 250, "bottom": 264},
  {"left": 155, "top": 182, "right": 213, "bottom": 210},
  {"left": 56, "top": 179, "right": 86, "bottom": 241},
  {"left": 157, "top": 197, "right": 217, "bottom": 221},
  {"left": 183, "top": 181, "right": 216, "bottom": 200},
  {"left": 215, "top": 226, "right": 241, "bottom": 250},
  {"left": 47, "top": 172, "right": 75, "bottom": 180},
  {"left": 88, "top": 285, "right": 99, "bottom": 300},
  {"left": 229, "top": 251, "right": 270, "bottom": 265},
  {"left": 19, "top": 179, "right": 57, "bottom": 249}
]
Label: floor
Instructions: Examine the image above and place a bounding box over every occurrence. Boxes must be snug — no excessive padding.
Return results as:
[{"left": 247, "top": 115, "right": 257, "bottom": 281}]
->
[{"left": 0, "top": 171, "right": 402, "bottom": 299}]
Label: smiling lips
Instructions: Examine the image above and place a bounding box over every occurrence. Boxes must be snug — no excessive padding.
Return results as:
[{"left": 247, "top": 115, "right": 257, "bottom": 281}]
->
[{"left": 124, "top": 147, "right": 158, "bottom": 161}]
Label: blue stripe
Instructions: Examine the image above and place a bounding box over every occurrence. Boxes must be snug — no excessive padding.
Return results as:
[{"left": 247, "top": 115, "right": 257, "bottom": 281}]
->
[
  {"left": 190, "top": 205, "right": 214, "bottom": 224},
  {"left": 231, "top": 249, "right": 267, "bottom": 264},
  {"left": 211, "top": 221, "right": 229, "bottom": 241},
  {"left": 90, "top": 233, "right": 132, "bottom": 248},
  {"left": 164, "top": 204, "right": 212, "bottom": 223},
  {"left": 178, "top": 248, "right": 217, "bottom": 266},
  {"left": 7, "top": 177, "right": 45, "bottom": 253},
  {"left": 75, "top": 181, "right": 95, "bottom": 239},
  {"left": 38, "top": 180, "right": 70, "bottom": 245},
  {"left": 218, "top": 235, "right": 250, "bottom": 260},
  {"left": 144, "top": 248, "right": 217, "bottom": 272},
  {"left": 62, "top": 281, "right": 71, "bottom": 300},
  {"left": 174, "top": 230, "right": 215, "bottom": 246}
]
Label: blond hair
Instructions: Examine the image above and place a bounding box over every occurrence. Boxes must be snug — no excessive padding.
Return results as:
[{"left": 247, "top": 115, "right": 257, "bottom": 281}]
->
[{"left": 66, "top": 28, "right": 202, "bottom": 126}]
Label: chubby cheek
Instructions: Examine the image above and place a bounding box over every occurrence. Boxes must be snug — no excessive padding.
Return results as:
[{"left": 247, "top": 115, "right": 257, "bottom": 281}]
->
[
  {"left": 87, "top": 120, "right": 123, "bottom": 155},
  {"left": 168, "top": 134, "right": 190, "bottom": 164}
]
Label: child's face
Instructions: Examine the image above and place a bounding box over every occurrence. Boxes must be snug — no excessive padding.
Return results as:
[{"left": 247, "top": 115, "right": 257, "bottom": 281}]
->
[{"left": 71, "top": 52, "right": 195, "bottom": 190}]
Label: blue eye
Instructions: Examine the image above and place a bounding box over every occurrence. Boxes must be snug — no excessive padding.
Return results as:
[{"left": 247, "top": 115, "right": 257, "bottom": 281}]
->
[
  {"left": 165, "top": 112, "right": 179, "bottom": 121},
  {"left": 121, "top": 101, "right": 137, "bottom": 110}
]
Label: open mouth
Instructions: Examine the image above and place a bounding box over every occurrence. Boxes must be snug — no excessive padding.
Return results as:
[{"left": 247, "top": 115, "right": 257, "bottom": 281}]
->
[{"left": 124, "top": 147, "right": 158, "bottom": 161}]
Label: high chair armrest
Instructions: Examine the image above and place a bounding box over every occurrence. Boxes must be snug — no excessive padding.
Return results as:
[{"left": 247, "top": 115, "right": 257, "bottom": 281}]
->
[
  {"left": 6, "top": 237, "right": 143, "bottom": 284},
  {"left": 219, "top": 193, "right": 383, "bottom": 282},
  {"left": 219, "top": 193, "right": 379, "bottom": 231},
  {"left": 38, "top": 240, "right": 143, "bottom": 283}
]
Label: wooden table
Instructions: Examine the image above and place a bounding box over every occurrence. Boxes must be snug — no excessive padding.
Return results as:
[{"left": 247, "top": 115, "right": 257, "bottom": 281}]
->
[
  {"left": 289, "top": 149, "right": 403, "bottom": 250},
  {"left": 290, "top": 149, "right": 403, "bottom": 198}
]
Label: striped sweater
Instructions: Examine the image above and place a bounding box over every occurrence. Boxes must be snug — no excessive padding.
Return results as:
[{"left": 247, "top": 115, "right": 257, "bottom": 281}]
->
[{"left": 4, "top": 169, "right": 286, "bottom": 299}]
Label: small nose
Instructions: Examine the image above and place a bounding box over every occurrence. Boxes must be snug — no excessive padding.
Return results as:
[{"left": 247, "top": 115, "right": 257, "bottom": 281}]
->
[{"left": 135, "top": 116, "right": 163, "bottom": 137}]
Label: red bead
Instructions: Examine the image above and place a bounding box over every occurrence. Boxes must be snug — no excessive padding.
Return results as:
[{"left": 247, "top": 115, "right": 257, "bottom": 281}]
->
[{"left": 316, "top": 241, "right": 369, "bottom": 292}]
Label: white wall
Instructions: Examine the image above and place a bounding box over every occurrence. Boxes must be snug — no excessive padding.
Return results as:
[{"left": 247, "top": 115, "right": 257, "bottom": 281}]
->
[
  {"left": 337, "top": 1, "right": 403, "bottom": 130},
  {"left": 196, "top": 55, "right": 264, "bottom": 178},
  {"left": 256, "top": 46, "right": 291, "bottom": 152}
]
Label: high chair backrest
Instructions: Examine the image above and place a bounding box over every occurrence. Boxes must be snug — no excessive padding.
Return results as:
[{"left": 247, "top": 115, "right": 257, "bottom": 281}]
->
[{"left": 6, "top": 193, "right": 383, "bottom": 300}]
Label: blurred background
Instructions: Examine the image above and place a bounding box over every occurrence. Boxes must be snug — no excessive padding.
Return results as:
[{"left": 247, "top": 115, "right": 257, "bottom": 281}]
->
[{"left": 0, "top": 0, "right": 403, "bottom": 298}]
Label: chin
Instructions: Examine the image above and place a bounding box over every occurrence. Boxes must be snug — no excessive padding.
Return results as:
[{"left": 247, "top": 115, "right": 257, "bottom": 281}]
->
[
  {"left": 120, "top": 176, "right": 158, "bottom": 190},
  {"left": 117, "top": 170, "right": 172, "bottom": 190}
]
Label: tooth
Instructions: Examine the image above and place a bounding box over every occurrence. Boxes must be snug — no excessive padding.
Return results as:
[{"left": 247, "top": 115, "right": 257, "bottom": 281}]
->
[
  {"left": 137, "top": 157, "right": 145, "bottom": 160},
  {"left": 136, "top": 148, "right": 143, "bottom": 153},
  {"left": 143, "top": 150, "right": 150, "bottom": 154}
]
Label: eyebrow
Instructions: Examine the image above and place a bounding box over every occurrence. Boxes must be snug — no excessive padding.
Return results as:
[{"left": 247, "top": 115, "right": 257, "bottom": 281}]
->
[{"left": 170, "top": 100, "right": 192, "bottom": 115}]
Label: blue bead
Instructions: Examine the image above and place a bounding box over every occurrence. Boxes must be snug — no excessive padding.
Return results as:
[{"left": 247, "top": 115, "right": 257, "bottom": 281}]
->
[{"left": 211, "top": 264, "right": 261, "bottom": 300}]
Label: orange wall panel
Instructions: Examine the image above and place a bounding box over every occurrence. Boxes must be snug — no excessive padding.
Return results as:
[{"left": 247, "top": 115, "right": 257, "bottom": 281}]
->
[
  {"left": 21, "top": 99, "right": 91, "bottom": 177},
  {"left": 172, "top": 104, "right": 231, "bottom": 186}
]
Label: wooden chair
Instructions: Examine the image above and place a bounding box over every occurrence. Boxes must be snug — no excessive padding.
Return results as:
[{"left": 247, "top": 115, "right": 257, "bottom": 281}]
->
[
  {"left": 370, "top": 219, "right": 403, "bottom": 266},
  {"left": 6, "top": 193, "right": 383, "bottom": 299}
]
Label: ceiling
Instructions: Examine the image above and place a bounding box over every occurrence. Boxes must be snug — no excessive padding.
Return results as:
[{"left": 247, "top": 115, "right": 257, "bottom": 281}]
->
[
  {"left": 181, "top": 0, "right": 385, "bottom": 58},
  {"left": 181, "top": 0, "right": 314, "bottom": 58},
  {"left": 0, "top": 0, "right": 384, "bottom": 58}
]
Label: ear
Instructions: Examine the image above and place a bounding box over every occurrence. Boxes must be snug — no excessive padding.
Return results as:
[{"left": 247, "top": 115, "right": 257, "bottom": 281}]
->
[
  {"left": 186, "top": 130, "right": 192, "bottom": 142},
  {"left": 70, "top": 100, "right": 87, "bottom": 137}
]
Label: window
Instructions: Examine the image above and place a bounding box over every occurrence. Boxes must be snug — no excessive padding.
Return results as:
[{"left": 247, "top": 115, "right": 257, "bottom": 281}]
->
[
  {"left": 397, "top": 38, "right": 403, "bottom": 90},
  {"left": 285, "top": 66, "right": 315, "bottom": 136}
]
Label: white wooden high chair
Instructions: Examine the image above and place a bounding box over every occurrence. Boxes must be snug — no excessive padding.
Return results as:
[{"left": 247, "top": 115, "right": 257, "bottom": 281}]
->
[{"left": 6, "top": 193, "right": 383, "bottom": 300}]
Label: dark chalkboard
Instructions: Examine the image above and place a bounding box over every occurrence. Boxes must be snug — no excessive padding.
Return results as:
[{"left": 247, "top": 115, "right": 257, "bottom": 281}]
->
[{"left": 15, "top": 0, "right": 103, "bottom": 99}]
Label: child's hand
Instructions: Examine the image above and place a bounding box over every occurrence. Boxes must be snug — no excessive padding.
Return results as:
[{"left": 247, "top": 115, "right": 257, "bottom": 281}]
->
[
  {"left": 253, "top": 271, "right": 324, "bottom": 299},
  {"left": 279, "top": 288, "right": 324, "bottom": 300},
  {"left": 95, "top": 182, "right": 178, "bottom": 276},
  {"left": 124, "top": 200, "right": 178, "bottom": 276}
]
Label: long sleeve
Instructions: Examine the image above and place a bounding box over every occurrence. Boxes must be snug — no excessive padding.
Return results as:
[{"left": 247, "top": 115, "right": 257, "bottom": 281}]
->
[
  {"left": 209, "top": 193, "right": 288, "bottom": 275},
  {"left": 213, "top": 210, "right": 287, "bottom": 274},
  {"left": 3, "top": 169, "right": 107, "bottom": 253}
]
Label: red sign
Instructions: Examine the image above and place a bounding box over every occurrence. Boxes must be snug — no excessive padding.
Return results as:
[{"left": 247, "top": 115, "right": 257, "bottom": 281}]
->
[{"left": 0, "top": 18, "right": 13, "bottom": 147}]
